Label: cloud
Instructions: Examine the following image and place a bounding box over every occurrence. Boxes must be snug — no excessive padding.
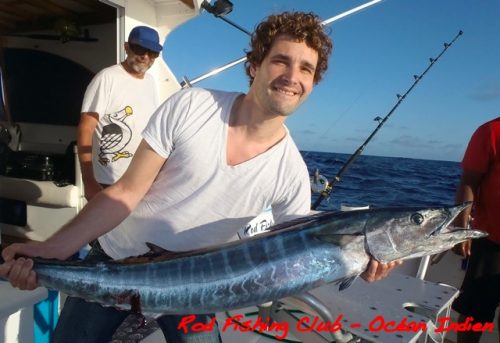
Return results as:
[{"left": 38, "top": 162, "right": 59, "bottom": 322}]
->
[
  {"left": 442, "top": 143, "right": 463, "bottom": 151},
  {"left": 389, "top": 135, "right": 428, "bottom": 148},
  {"left": 388, "top": 136, "right": 463, "bottom": 157},
  {"left": 346, "top": 136, "right": 364, "bottom": 142},
  {"left": 319, "top": 134, "right": 337, "bottom": 141},
  {"left": 295, "top": 129, "right": 316, "bottom": 135},
  {"left": 470, "top": 79, "right": 500, "bottom": 101}
]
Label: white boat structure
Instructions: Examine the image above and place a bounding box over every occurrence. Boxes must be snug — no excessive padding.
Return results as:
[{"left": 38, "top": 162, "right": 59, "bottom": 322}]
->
[{"left": 0, "top": 1, "right": 497, "bottom": 343}]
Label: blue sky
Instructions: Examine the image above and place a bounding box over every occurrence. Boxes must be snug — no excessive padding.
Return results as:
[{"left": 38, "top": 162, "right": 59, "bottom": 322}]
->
[{"left": 164, "top": 0, "right": 500, "bottom": 161}]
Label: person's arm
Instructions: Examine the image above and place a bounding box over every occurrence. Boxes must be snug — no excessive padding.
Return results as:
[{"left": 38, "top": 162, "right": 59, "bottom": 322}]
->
[
  {"left": 77, "top": 112, "right": 102, "bottom": 200},
  {"left": 0, "top": 140, "right": 166, "bottom": 289},
  {"left": 452, "top": 170, "right": 483, "bottom": 256}
]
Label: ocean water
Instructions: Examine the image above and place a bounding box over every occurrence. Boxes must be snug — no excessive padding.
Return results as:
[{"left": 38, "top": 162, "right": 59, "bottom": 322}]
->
[{"left": 302, "top": 151, "right": 462, "bottom": 211}]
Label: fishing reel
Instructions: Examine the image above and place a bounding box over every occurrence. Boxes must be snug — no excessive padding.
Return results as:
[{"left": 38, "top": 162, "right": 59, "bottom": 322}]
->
[{"left": 310, "top": 169, "right": 329, "bottom": 194}]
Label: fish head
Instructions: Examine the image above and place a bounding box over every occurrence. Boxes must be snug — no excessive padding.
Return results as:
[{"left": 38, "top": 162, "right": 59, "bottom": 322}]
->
[{"left": 363, "top": 203, "right": 487, "bottom": 263}]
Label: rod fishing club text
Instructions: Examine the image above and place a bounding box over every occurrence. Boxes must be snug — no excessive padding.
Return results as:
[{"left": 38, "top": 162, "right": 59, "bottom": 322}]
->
[{"left": 178, "top": 314, "right": 494, "bottom": 340}]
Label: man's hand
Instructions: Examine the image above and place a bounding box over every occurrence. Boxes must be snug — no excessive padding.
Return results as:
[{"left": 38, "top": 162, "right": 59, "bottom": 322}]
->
[
  {"left": 361, "top": 259, "right": 402, "bottom": 282},
  {"left": 0, "top": 257, "right": 38, "bottom": 290},
  {"left": 0, "top": 242, "right": 45, "bottom": 290},
  {"left": 452, "top": 239, "right": 472, "bottom": 257}
]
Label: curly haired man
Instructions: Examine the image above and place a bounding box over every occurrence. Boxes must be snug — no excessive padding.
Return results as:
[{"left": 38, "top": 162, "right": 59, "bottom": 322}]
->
[{"left": 1, "top": 12, "right": 399, "bottom": 342}]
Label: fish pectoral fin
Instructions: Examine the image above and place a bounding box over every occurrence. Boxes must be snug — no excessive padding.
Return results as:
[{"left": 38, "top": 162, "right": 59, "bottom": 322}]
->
[
  {"left": 314, "top": 233, "right": 361, "bottom": 245},
  {"left": 335, "top": 275, "right": 358, "bottom": 291}
]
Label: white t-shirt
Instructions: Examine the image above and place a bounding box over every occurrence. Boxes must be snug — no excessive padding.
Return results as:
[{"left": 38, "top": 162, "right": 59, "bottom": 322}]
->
[
  {"left": 81, "top": 64, "right": 159, "bottom": 184},
  {"left": 99, "top": 88, "right": 311, "bottom": 259}
]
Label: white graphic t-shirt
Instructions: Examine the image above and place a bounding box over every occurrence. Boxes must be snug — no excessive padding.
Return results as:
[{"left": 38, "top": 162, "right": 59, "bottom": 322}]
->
[{"left": 81, "top": 64, "right": 159, "bottom": 184}]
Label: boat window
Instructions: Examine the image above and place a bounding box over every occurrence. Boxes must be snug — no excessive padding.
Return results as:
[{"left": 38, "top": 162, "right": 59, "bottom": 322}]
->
[{"left": 3, "top": 48, "right": 94, "bottom": 126}]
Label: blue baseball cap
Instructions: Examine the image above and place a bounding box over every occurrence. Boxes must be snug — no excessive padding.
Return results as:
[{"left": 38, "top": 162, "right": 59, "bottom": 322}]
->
[{"left": 128, "top": 26, "right": 162, "bottom": 53}]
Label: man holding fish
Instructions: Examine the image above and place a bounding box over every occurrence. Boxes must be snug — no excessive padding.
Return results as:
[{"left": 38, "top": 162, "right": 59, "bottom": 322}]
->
[{"left": 1, "top": 11, "right": 401, "bottom": 343}]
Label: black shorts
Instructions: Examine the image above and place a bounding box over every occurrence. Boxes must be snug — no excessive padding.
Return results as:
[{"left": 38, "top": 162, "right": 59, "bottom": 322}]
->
[{"left": 452, "top": 237, "right": 500, "bottom": 323}]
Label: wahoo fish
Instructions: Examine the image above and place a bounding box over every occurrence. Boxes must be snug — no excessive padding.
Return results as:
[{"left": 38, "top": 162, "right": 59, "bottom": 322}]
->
[{"left": 14, "top": 203, "right": 486, "bottom": 314}]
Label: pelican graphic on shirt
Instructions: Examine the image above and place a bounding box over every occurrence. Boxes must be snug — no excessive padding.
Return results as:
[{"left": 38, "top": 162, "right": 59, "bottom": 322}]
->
[{"left": 98, "top": 106, "right": 134, "bottom": 165}]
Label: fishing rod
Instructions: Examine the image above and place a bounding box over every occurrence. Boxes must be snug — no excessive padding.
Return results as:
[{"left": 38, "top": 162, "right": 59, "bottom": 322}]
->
[
  {"left": 181, "top": 0, "right": 383, "bottom": 87},
  {"left": 311, "top": 30, "right": 464, "bottom": 210}
]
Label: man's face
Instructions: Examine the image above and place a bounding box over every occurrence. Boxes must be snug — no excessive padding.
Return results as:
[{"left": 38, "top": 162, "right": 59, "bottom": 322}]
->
[
  {"left": 124, "top": 43, "right": 158, "bottom": 74},
  {"left": 249, "top": 35, "right": 318, "bottom": 117}
]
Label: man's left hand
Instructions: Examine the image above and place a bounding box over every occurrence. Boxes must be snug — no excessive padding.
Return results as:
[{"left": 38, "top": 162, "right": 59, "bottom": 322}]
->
[{"left": 361, "top": 259, "right": 402, "bottom": 282}]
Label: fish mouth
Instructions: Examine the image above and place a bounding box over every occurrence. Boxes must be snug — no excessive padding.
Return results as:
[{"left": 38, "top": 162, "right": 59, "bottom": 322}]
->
[
  {"left": 437, "top": 225, "right": 486, "bottom": 237},
  {"left": 430, "top": 202, "right": 472, "bottom": 236},
  {"left": 427, "top": 226, "right": 488, "bottom": 251}
]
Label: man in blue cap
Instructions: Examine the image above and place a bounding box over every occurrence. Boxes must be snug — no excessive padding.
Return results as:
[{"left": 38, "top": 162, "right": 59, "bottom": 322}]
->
[{"left": 77, "top": 26, "right": 162, "bottom": 201}]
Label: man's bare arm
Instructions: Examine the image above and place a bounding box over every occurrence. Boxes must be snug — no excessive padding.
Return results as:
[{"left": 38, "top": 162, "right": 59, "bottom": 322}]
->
[{"left": 77, "top": 112, "right": 102, "bottom": 200}]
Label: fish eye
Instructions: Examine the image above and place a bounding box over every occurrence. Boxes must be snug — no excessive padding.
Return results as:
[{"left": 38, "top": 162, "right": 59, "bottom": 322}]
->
[{"left": 410, "top": 213, "right": 424, "bottom": 225}]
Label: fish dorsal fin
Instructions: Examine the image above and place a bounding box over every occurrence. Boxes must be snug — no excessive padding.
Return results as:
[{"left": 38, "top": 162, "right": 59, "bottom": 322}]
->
[
  {"left": 336, "top": 276, "right": 358, "bottom": 291},
  {"left": 145, "top": 242, "right": 170, "bottom": 254},
  {"left": 314, "top": 233, "right": 361, "bottom": 245},
  {"left": 117, "top": 243, "right": 181, "bottom": 264}
]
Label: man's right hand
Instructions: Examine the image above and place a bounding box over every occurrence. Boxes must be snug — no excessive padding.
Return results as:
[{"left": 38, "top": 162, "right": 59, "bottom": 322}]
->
[{"left": 0, "top": 242, "right": 45, "bottom": 290}]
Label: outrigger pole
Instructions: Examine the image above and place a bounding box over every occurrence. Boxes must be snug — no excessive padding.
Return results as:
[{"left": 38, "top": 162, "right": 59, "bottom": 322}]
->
[
  {"left": 181, "top": 0, "right": 383, "bottom": 87},
  {"left": 311, "top": 30, "right": 464, "bottom": 210},
  {"left": 200, "top": 0, "right": 252, "bottom": 35}
]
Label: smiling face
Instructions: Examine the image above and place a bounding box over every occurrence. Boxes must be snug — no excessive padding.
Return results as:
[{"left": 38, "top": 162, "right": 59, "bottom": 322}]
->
[{"left": 248, "top": 35, "right": 319, "bottom": 118}]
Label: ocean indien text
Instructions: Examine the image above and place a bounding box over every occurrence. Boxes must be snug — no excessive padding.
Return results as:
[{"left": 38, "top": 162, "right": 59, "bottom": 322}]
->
[{"left": 177, "top": 314, "right": 494, "bottom": 340}]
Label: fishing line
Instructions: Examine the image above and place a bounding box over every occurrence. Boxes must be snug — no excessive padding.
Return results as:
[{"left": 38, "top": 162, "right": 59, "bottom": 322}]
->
[
  {"left": 300, "top": 78, "right": 376, "bottom": 167},
  {"left": 311, "top": 30, "right": 464, "bottom": 210}
]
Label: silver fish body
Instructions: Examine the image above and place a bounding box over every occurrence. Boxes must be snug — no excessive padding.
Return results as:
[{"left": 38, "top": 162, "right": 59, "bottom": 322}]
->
[{"left": 32, "top": 203, "right": 485, "bottom": 314}]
